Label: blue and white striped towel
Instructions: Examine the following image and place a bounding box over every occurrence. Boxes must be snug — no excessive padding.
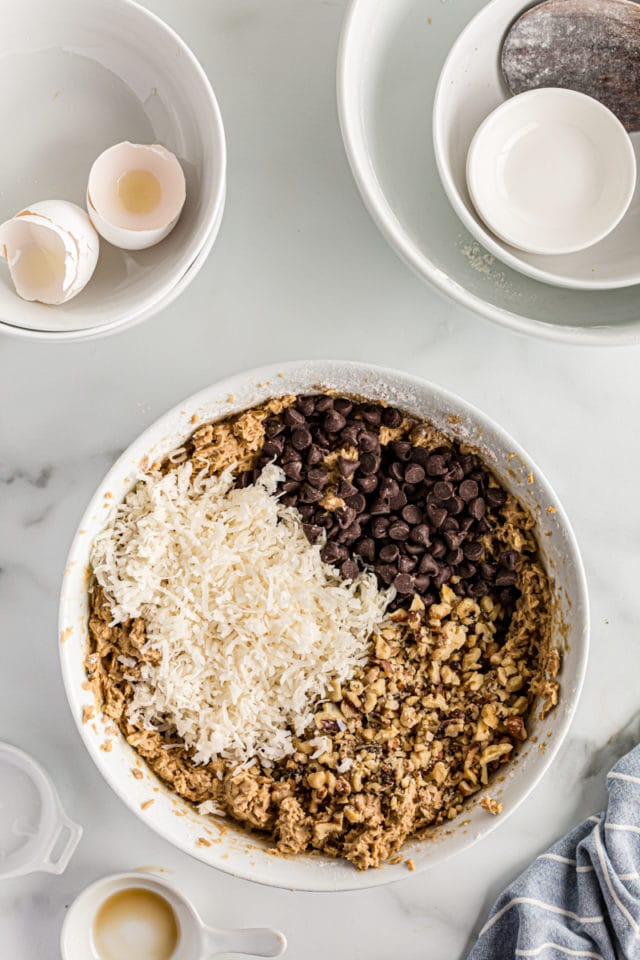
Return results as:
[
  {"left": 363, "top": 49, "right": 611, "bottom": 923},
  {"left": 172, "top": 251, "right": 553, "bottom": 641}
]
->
[{"left": 468, "top": 745, "right": 640, "bottom": 960}]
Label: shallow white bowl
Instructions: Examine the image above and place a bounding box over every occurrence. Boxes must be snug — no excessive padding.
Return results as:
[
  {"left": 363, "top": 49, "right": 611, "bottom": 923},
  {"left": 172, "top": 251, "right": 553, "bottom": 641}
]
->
[
  {"left": 60, "top": 360, "right": 589, "bottom": 891},
  {"left": 338, "top": 0, "right": 640, "bottom": 342},
  {"left": 467, "top": 89, "right": 636, "bottom": 257},
  {"left": 433, "top": 0, "right": 640, "bottom": 291},
  {"left": 0, "top": 0, "right": 226, "bottom": 340}
]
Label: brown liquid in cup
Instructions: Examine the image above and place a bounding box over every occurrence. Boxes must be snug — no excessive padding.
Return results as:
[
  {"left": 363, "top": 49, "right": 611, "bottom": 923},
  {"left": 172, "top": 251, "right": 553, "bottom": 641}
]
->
[{"left": 93, "top": 887, "right": 179, "bottom": 960}]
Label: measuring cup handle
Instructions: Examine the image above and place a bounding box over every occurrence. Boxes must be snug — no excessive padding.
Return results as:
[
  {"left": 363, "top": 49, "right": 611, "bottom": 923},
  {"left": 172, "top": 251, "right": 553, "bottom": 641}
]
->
[
  {"left": 40, "top": 813, "right": 83, "bottom": 874},
  {"left": 203, "top": 925, "right": 287, "bottom": 958}
]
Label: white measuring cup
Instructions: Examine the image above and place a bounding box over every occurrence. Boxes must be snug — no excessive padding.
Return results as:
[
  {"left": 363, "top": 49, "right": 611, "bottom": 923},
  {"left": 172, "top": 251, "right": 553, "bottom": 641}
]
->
[
  {"left": 61, "top": 872, "right": 287, "bottom": 959},
  {"left": 0, "top": 742, "right": 82, "bottom": 878}
]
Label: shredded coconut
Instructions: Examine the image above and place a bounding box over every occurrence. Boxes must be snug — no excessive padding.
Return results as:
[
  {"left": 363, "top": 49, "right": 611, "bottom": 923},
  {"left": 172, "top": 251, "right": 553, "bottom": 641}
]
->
[{"left": 91, "top": 462, "right": 392, "bottom": 766}]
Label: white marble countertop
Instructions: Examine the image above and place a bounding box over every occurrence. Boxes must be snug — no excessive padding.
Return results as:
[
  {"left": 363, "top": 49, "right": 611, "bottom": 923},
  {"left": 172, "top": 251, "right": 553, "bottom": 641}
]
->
[{"left": 2, "top": 1, "right": 640, "bottom": 957}]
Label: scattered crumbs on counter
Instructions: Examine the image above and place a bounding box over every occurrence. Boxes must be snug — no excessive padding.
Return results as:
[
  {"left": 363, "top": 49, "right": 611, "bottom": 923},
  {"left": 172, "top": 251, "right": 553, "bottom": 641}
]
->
[
  {"left": 100, "top": 739, "right": 112, "bottom": 753},
  {"left": 547, "top": 506, "right": 557, "bottom": 514},
  {"left": 388, "top": 855, "right": 404, "bottom": 865},
  {"left": 104, "top": 491, "right": 112, "bottom": 499},
  {"left": 196, "top": 837, "right": 211, "bottom": 848},
  {"left": 405, "top": 858, "right": 416, "bottom": 871},
  {"left": 132, "top": 767, "right": 143, "bottom": 780},
  {"left": 527, "top": 471, "right": 534, "bottom": 484},
  {"left": 481, "top": 797, "right": 502, "bottom": 816},
  {"left": 60, "top": 627, "right": 72, "bottom": 644},
  {"left": 190, "top": 413, "right": 198, "bottom": 424},
  {"left": 141, "top": 799, "right": 155, "bottom": 810},
  {"left": 277, "top": 372, "right": 285, "bottom": 379},
  {"left": 227, "top": 393, "right": 235, "bottom": 403},
  {"left": 82, "top": 705, "right": 95, "bottom": 724}
]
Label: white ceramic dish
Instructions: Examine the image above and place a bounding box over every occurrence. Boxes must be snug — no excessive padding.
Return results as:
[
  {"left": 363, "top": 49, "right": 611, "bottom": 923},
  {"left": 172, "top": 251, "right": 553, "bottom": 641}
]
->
[
  {"left": 467, "top": 89, "right": 636, "bottom": 256},
  {"left": 61, "top": 871, "right": 286, "bottom": 960},
  {"left": 433, "top": 0, "right": 640, "bottom": 291},
  {"left": 59, "top": 360, "right": 589, "bottom": 891},
  {"left": 0, "top": 0, "right": 226, "bottom": 340},
  {"left": 338, "top": 0, "right": 640, "bottom": 343}
]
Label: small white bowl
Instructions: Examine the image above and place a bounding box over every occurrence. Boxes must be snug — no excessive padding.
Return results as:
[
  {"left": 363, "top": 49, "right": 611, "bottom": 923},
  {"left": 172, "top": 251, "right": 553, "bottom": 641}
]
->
[
  {"left": 0, "top": 0, "right": 226, "bottom": 340},
  {"left": 59, "top": 360, "right": 589, "bottom": 891},
  {"left": 466, "top": 89, "right": 636, "bottom": 257}
]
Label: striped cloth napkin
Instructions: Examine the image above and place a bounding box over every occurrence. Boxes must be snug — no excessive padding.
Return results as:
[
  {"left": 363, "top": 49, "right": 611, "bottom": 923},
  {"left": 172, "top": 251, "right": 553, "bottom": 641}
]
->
[{"left": 467, "top": 745, "right": 640, "bottom": 960}]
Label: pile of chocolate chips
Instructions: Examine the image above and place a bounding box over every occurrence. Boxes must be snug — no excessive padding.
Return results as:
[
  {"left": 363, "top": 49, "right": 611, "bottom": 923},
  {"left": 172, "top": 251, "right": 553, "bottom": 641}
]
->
[{"left": 247, "top": 394, "right": 520, "bottom": 611}]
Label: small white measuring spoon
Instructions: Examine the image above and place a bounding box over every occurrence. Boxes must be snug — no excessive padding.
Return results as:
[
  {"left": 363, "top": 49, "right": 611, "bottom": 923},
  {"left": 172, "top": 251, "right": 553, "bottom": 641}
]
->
[{"left": 61, "top": 871, "right": 287, "bottom": 959}]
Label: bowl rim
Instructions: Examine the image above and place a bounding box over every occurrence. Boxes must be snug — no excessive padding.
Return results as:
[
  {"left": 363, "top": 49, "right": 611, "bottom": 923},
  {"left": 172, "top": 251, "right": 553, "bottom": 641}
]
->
[
  {"left": 59, "top": 359, "right": 590, "bottom": 891},
  {"left": 336, "top": 0, "right": 640, "bottom": 345},
  {"left": 0, "top": 0, "right": 227, "bottom": 341}
]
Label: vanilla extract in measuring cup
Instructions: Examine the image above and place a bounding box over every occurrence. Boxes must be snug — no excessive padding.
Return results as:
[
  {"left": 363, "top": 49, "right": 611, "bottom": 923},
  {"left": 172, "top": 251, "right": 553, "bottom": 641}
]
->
[{"left": 93, "top": 887, "right": 179, "bottom": 960}]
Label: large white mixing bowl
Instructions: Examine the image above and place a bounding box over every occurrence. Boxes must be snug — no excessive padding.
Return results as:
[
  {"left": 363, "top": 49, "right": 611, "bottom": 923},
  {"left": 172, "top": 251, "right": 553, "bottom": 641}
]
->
[{"left": 59, "top": 361, "right": 589, "bottom": 891}]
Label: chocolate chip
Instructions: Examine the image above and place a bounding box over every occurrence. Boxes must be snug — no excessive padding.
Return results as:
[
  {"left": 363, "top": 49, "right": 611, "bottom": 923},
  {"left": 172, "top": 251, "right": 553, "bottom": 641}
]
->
[
  {"left": 291, "top": 427, "right": 312, "bottom": 451},
  {"left": 442, "top": 517, "right": 460, "bottom": 533},
  {"left": 390, "top": 441, "right": 412, "bottom": 461},
  {"left": 361, "top": 405, "right": 382, "bottom": 425},
  {"left": 444, "top": 530, "right": 464, "bottom": 550},
  {"left": 411, "top": 447, "right": 430, "bottom": 466},
  {"left": 468, "top": 580, "right": 489, "bottom": 597},
  {"left": 295, "top": 395, "right": 316, "bottom": 417},
  {"left": 357, "top": 474, "right": 378, "bottom": 494},
  {"left": 370, "top": 497, "right": 391, "bottom": 516},
  {"left": 495, "top": 570, "right": 517, "bottom": 587},
  {"left": 283, "top": 460, "right": 304, "bottom": 481},
  {"left": 447, "top": 496, "right": 464, "bottom": 516},
  {"left": 306, "top": 444, "right": 324, "bottom": 465},
  {"left": 359, "top": 432, "right": 380, "bottom": 454},
  {"left": 283, "top": 406, "right": 306, "bottom": 427},
  {"left": 479, "top": 561, "right": 497, "bottom": 579},
  {"left": 282, "top": 480, "right": 300, "bottom": 494},
  {"left": 302, "top": 522, "right": 323, "bottom": 543},
  {"left": 337, "top": 505, "right": 357, "bottom": 529},
  {"left": 468, "top": 497, "right": 486, "bottom": 520},
  {"left": 398, "top": 555, "right": 417, "bottom": 574},
  {"left": 463, "top": 541, "right": 484, "bottom": 562},
  {"left": 345, "top": 493, "right": 366, "bottom": 513},
  {"left": 485, "top": 486, "right": 506, "bottom": 508},
  {"left": 359, "top": 453, "right": 379, "bottom": 476},
  {"left": 341, "top": 560, "right": 359, "bottom": 580},
  {"left": 264, "top": 417, "right": 285, "bottom": 438},
  {"left": 337, "top": 479, "right": 358, "bottom": 499},
  {"left": 314, "top": 395, "right": 333, "bottom": 413},
  {"left": 388, "top": 520, "right": 410, "bottom": 541},
  {"left": 379, "top": 544, "right": 399, "bottom": 563},
  {"left": 405, "top": 542, "right": 425, "bottom": 556},
  {"left": 262, "top": 438, "right": 285, "bottom": 459},
  {"left": 371, "top": 517, "right": 390, "bottom": 539},
  {"left": 405, "top": 463, "right": 426, "bottom": 484},
  {"left": 324, "top": 411, "right": 347, "bottom": 434},
  {"left": 388, "top": 491, "right": 408, "bottom": 511},
  {"left": 431, "top": 539, "right": 446, "bottom": 559},
  {"left": 376, "top": 564, "right": 397, "bottom": 585},
  {"left": 394, "top": 572, "right": 414, "bottom": 593},
  {"left": 432, "top": 565, "right": 451, "bottom": 588},
  {"left": 307, "top": 466, "right": 329, "bottom": 488},
  {"left": 382, "top": 407, "right": 403, "bottom": 428},
  {"left": 426, "top": 504, "right": 447, "bottom": 528},
  {"left": 426, "top": 454, "right": 447, "bottom": 476},
  {"left": 321, "top": 542, "right": 345, "bottom": 564},
  {"left": 418, "top": 559, "right": 439, "bottom": 584},
  {"left": 459, "top": 479, "right": 479, "bottom": 502},
  {"left": 499, "top": 550, "right": 519, "bottom": 571},
  {"left": 337, "top": 457, "right": 358, "bottom": 478},
  {"left": 401, "top": 504, "right": 422, "bottom": 524},
  {"left": 281, "top": 445, "right": 301, "bottom": 464},
  {"left": 446, "top": 547, "right": 464, "bottom": 565},
  {"left": 433, "top": 480, "right": 454, "bottom": 500},
  {"left": 457, "top": 562, "right": 476, "bottom": 579},
  {"left": 446, "top": 461, "right": 465, "bottom": 482},
  {"left": 299, "top": 483, "right": 323, "bottom": 503},
  {"left": 389, "top": 462, "right": 405, "bottom": 482},
  {"left": 334, "top": 398, "right": 353, "bottom": 416},
  {"left": 414, "top": 574, "right": 431, "bottom": 592},
  {"left": 409, "top": 524, "right": 431, "bottom": 546},
  {"left": 356, "top": 538, "right": 376, "bottom": 563}
]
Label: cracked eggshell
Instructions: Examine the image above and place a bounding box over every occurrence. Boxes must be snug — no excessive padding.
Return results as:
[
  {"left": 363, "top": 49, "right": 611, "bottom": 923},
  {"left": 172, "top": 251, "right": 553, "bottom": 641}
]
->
[
  {"left": 0, "top": 200, "right": 99, "bottom": 305},
  {"left": 87, "top": 142, "right": 187, "bottom": 251}
]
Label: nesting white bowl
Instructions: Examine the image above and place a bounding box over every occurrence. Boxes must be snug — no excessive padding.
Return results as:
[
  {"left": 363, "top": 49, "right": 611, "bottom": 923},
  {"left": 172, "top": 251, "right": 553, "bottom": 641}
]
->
[
  {"left": 338, "top": 0, "right": 640, "bottom": 343},
  {"left": 466, "top": 89, "right": 636, "bottom": 257},
  {"left": 433, "top": 0, "right": 640, "bottom": 291},
  {"left": 60, "top": 360, "right": 589, "bottom": 891},
  {"left": 0, "top": 0, "right": 226, "bottom": 340}
]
